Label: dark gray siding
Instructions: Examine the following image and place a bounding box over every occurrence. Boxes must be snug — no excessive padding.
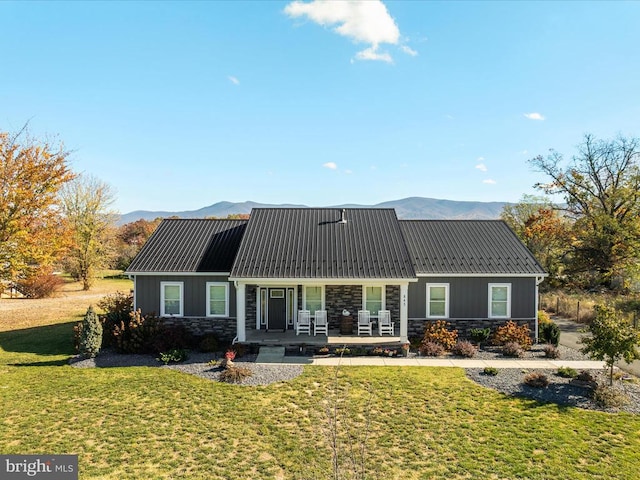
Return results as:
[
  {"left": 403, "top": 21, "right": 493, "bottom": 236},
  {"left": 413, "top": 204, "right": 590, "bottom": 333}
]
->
[
  {"left": 408, "top": 276, "right": 537, "bottom": 319},
  {"left": 134, "top": 275, "right": 236, "bottom": 317}
]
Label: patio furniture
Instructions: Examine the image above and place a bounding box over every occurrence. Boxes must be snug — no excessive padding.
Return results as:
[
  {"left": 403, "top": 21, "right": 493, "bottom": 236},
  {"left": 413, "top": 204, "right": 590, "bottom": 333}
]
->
[
  {"left": 296, "top": 310, "right": 311, "bottom": 335},
  {"left": 340, "top": 314, "right": 353, "bottom": 334},
  {"left": 378, "top": 310, "right": 395, "bottom": 335},
  {"left": 357, "top": 310, "right": 373, "bottom": 336},
  {"left": 314, "top": 310, "right": 328, "bottom": 336}
]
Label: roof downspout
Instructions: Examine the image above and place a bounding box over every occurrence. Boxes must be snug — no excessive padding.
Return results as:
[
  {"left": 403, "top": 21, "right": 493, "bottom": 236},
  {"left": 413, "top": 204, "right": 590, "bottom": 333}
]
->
[{"left": 534, "top": 276, "right": 544, "bottom": 343}]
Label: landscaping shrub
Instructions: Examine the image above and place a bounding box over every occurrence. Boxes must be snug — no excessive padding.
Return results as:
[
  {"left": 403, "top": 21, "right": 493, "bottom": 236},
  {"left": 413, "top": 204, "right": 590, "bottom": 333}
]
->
[
  {"left": 419, "top": 341, "right": 445, "bottom": 357},
  {"left": 469, "top": 327, "right": 491, "bottom": 345},
  {"left": 112, "top": 309, "right": 163, "bottom": 354},
  {"left": 421, "top": 320, "right": 458, "bottom": 351},
  {"left": 592, "top": 383, "right": 630, "bottom": 408},
  {"left": 152, "top": 324, "right": 193, "bottom": 353},
  {"left": 557, "top": 366, "right": 578, "bottom": 378},
  {"left": 219, "top": 365, "right": 252, "bottom": 384},
  {"left": 491, "top": 320, "right": 533, "bottom": 350},
  {"left": 157, "top": 348, "right": 188, "bottom": 365},
  {"left": 543, "top": 344, "right": 560, "bottom": 359},
  {"left": 97, "top": 291, "right": 133, "bottom": 347},
  {"left": 538, "top": 309, "right": 551, "bottom": 325},
  {"left": 451, "top": 340, "right": 477, "bottom": 358},
  {"left": 539, "top": 321, "right": 561, "bottom": 346},
  {"left": 575, "top": 370, "right": 597, "bottom": 384},
  {"left": 13, "top": 270, "right": 64, "bottom": 298},
  {"left": 75, "top": 306, "right": 103, "bottom": 358},
  {"left": 482, "top": 367, "right": 499, "bottom": 376},
  {"left": 198, "top": 334, "right": 220, "bottom": 353},
  {"left": 502, "top": 341, "right": 524, "bottom": 358},
  {"left": 524, "top": 371, "right": 549, "bottom": 388}
]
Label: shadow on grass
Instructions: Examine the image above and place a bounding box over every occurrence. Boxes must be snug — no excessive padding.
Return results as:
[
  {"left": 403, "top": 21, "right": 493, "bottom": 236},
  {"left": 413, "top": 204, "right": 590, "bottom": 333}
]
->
[{"left": 0, "top": 321, "right": 75, "bottom": 365}]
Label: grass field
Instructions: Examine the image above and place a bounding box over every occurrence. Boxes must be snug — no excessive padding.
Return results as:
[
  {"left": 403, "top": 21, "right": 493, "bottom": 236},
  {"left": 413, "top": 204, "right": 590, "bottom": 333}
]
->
[{"left": 1, "top": 278, "right": 640, "bottom": 479}]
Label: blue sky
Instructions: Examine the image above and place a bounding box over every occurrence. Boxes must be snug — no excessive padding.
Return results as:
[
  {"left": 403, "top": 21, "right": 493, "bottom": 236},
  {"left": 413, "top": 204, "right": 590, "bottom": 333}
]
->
[{"left": 2, "top": 1, "right": 639, "bottom": 214}]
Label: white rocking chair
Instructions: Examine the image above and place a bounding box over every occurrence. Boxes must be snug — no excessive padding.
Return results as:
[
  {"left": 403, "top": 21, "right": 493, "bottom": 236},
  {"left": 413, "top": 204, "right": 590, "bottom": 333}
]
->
[
  {"left": 378, "top": 310, "right": 395, "bottom": 335},
  {"left": 296, "top": 310, "right": 311, "bottom": 335},
  {"left": 314, "top": 310, "right": 328, "bottom": 336},
  {"left": 357, "top": 310, "right": 373, "bottom": 336}
]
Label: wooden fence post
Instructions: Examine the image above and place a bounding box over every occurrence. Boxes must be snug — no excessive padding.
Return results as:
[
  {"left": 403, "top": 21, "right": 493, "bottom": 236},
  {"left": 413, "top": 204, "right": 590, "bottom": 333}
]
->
[{"left": 576, "top": 301, "right": 580, "bottom": 322}]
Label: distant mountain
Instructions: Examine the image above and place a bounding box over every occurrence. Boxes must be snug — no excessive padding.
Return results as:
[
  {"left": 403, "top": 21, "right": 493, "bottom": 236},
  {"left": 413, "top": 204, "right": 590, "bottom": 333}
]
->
[{"left": 118, "top": 197, "right": 510, "bottom": 225}]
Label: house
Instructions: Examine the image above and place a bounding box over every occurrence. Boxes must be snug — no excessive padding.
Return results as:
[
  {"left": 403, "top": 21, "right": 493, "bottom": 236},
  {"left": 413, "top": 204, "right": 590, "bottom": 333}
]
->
[{"left": 126, "top": 208, "right": 546, "bottom": 344}]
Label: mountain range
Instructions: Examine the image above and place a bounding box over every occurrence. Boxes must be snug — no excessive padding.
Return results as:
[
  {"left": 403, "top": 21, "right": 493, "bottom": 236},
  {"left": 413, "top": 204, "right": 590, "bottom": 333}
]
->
[{"left": 118, "top": 197, "right": 510, "bottom": 225}]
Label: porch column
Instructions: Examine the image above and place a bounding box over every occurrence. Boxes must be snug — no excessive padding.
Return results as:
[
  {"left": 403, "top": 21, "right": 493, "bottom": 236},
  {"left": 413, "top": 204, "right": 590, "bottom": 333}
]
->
[
  {"left": 400, "top": 283, "right": 408, "bottom": 342},
  {"left": 236, "top": 282, "right": 246, "bottom": 342}
]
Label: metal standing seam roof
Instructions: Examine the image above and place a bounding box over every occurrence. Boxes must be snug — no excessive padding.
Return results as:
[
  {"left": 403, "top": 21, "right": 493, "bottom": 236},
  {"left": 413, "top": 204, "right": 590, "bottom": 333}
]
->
[
  {"left": 126, "top": 219, "right": 248, "bottom": 273},
  {"left": 229, "top": 208, "right": 417, "bottom": 279},
  {"left": 399, "top": 220, "right": 546, "bottom": 275}
]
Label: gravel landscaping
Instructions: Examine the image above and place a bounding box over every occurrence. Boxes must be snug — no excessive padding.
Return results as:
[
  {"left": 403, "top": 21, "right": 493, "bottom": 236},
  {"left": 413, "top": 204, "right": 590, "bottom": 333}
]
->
[{"left": 71, "top": 350, "right": 305, "bottom": 387}]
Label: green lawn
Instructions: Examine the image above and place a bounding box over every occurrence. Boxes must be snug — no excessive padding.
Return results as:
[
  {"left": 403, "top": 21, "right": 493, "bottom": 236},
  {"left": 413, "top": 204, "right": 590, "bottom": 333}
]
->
[{"left": 1, "top": 313, "right": 639, "bottom": 478}]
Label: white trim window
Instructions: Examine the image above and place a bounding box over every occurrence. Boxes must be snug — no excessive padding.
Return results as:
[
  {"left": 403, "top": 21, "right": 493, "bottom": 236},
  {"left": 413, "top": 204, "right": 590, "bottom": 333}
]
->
[
  {"left": 489, "top": 283, "right": 511, "bottom": 318},
  {"left": 206, "top": 282, "right": 229, "bottom": 317},
  {"left": 363, "top": 286, "right": 384, "bottom": 317},
  {"left": 427, "top": 283, "right": 449, "bottom": 318},
  {"left": 304, "top": 286, "right": 324, "bottom": 315},
  {"left": 161, "top": 282, "right": 183, "bottom": 317}
]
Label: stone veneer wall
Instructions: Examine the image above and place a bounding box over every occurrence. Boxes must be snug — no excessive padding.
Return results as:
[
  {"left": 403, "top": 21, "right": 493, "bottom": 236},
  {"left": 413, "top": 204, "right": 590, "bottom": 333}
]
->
[
  {"left": 246, "top": 285, "right": 257, "bottom": 331},
  {"left": 162, "top": 317, "right": 236, "bottom": 343},
  {"left": 408, "top": 318, "right": 536, "bottom": 340},
  {"left": 385, "top": 285, "right": 400, "bottom": 323},
  {"left": 325, "top": 285, "right": 363, "bottom": 330}
]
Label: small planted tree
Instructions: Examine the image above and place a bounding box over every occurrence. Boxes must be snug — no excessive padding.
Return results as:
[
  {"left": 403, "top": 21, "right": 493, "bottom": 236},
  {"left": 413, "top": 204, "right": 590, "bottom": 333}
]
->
[
  {"left": 581, "top": 305, "right": 640, "bottom": 385},
  {"left": 78, "top": 306, "right": 103, "bottom": 358}
]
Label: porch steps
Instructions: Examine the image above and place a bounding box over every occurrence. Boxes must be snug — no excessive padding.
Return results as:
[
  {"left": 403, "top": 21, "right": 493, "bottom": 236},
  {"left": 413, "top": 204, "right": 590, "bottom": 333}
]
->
[{"left": 256, "top": 346, "right": 286, "bottom": 364}]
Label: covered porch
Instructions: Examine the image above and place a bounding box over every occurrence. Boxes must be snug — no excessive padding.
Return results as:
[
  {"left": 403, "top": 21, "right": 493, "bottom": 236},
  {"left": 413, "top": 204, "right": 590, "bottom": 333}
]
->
[{"left": 234, "top": 281, "right": 410, "bottom": 344}]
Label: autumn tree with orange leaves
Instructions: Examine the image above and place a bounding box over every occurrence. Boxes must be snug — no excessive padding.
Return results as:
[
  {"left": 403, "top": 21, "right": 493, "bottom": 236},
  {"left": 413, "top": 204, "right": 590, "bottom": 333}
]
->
[{"left": 0, "top": 128, "right": 75, "bottom": 287}]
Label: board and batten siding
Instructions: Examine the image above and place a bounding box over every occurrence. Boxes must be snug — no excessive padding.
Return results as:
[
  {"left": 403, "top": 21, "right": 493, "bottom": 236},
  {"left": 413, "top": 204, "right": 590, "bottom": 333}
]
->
[
  {"left": 408, "top": 276, "right": 537, "bottom": 320},
  {"left": 134, "top": 275, "right": 236, "bottom": 318}
]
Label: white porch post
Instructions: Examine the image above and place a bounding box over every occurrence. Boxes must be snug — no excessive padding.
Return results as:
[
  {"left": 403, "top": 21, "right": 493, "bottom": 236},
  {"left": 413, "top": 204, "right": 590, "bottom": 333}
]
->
[
  {"left": 236, "top": 282, "right": 246, "bottom": 342},
  {"left": 400, "top": 283, "right": 409, "bottom": 342}
]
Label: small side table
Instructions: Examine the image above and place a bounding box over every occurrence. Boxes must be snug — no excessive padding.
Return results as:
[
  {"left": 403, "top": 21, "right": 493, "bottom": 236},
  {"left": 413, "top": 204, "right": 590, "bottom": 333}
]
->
[{"left": 340, "top": 315, "right": 353, "bottom": 335}]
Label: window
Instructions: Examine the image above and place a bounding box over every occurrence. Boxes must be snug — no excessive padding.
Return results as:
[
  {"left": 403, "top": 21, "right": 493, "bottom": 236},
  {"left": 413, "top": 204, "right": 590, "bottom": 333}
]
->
[
  {"left": 427, "top": 283, "right": 449, "bottom": 318},
  {"left": 161, "top": 282, "right": 183, "bottom": 317},
  {"left": 304, "top": 286, "right": 323, "bottom": 314},
  {"left": 364, "top": 286, "right": 384, "bottom": 317},
  {"left": 207, "top": 282, "right": 229, "bottom": 317},
  {"left": 489, "top": 284, "right": 511, "bottom": 318}
]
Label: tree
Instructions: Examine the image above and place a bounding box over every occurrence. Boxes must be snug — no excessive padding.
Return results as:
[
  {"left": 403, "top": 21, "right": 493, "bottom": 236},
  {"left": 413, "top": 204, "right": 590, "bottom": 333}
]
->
[
  {"left": 60, "top": 174, "right": 117, "bottom": 290},
  {"left": 114, "top": 218, "right": 161, "bottom": 270},
  {"left": 0, "top": 127, "right": 75, "bottom": 283},
  {"left": 501, "top": 195, "right": 571, "bottom": 286},
  {"left": 580, "top": 305, "right": 640, "bottom": 385},
  {"left": 76, "top": 306, "right": 103, "bottom": 358},
  {"left": 529, "top": 134, "right": 640, "bottom": 289}
]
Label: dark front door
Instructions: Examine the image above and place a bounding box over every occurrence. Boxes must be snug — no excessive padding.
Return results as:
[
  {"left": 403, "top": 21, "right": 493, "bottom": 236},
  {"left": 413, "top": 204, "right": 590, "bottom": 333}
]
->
[{"left": 267, "top": 288, "right": 287, "bottom": 331}]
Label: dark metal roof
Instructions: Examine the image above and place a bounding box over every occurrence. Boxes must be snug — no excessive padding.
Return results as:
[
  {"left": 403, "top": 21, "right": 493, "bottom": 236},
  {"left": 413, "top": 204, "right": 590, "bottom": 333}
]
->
[
  {"left": 126, "top": 219, "right": 247, "bottom": 273},
  {"left": 230, "top": 208, "right": 416, "bottom": 279},
  {"left": 399, "top": 220, "right": 546, "bottom": 275}
]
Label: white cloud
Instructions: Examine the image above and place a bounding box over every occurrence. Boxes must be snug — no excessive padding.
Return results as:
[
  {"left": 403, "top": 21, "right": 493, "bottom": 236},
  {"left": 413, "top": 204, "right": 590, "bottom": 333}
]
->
[
  {"left": 284, "top": 0, "right": 415, "bottom": 62},
  {"left": 483, "top": 179, "right": 497, "bottom": 184},
  {"left": 400, "top": 45, "right": 418, "bottom": 56},
  {"left": 475, "top": 163, "right": 487, "bottom": 172},
  {"left": 345, "top": 169, "right": 353, "bottom": 174},
  {"left": 323, "top": 162, "right": 338, "bottom": 170},
  {"left": 228, "top": 76, "right": 240, "bottom": 85},
  {"left": 477, "top": 156, "right": 485, "bottom": 161},
  {"left": 523, "top": 112, "right": 545, "bottom": 120},
  {"left": 355, "top": 46, "right": 393, "bottom": 63}
]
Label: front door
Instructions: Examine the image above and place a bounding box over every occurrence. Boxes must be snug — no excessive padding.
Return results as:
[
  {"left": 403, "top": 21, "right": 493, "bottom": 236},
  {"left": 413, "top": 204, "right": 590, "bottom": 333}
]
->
[{"left": 267, "top": 288, "right": 287, "bottom": 331}]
